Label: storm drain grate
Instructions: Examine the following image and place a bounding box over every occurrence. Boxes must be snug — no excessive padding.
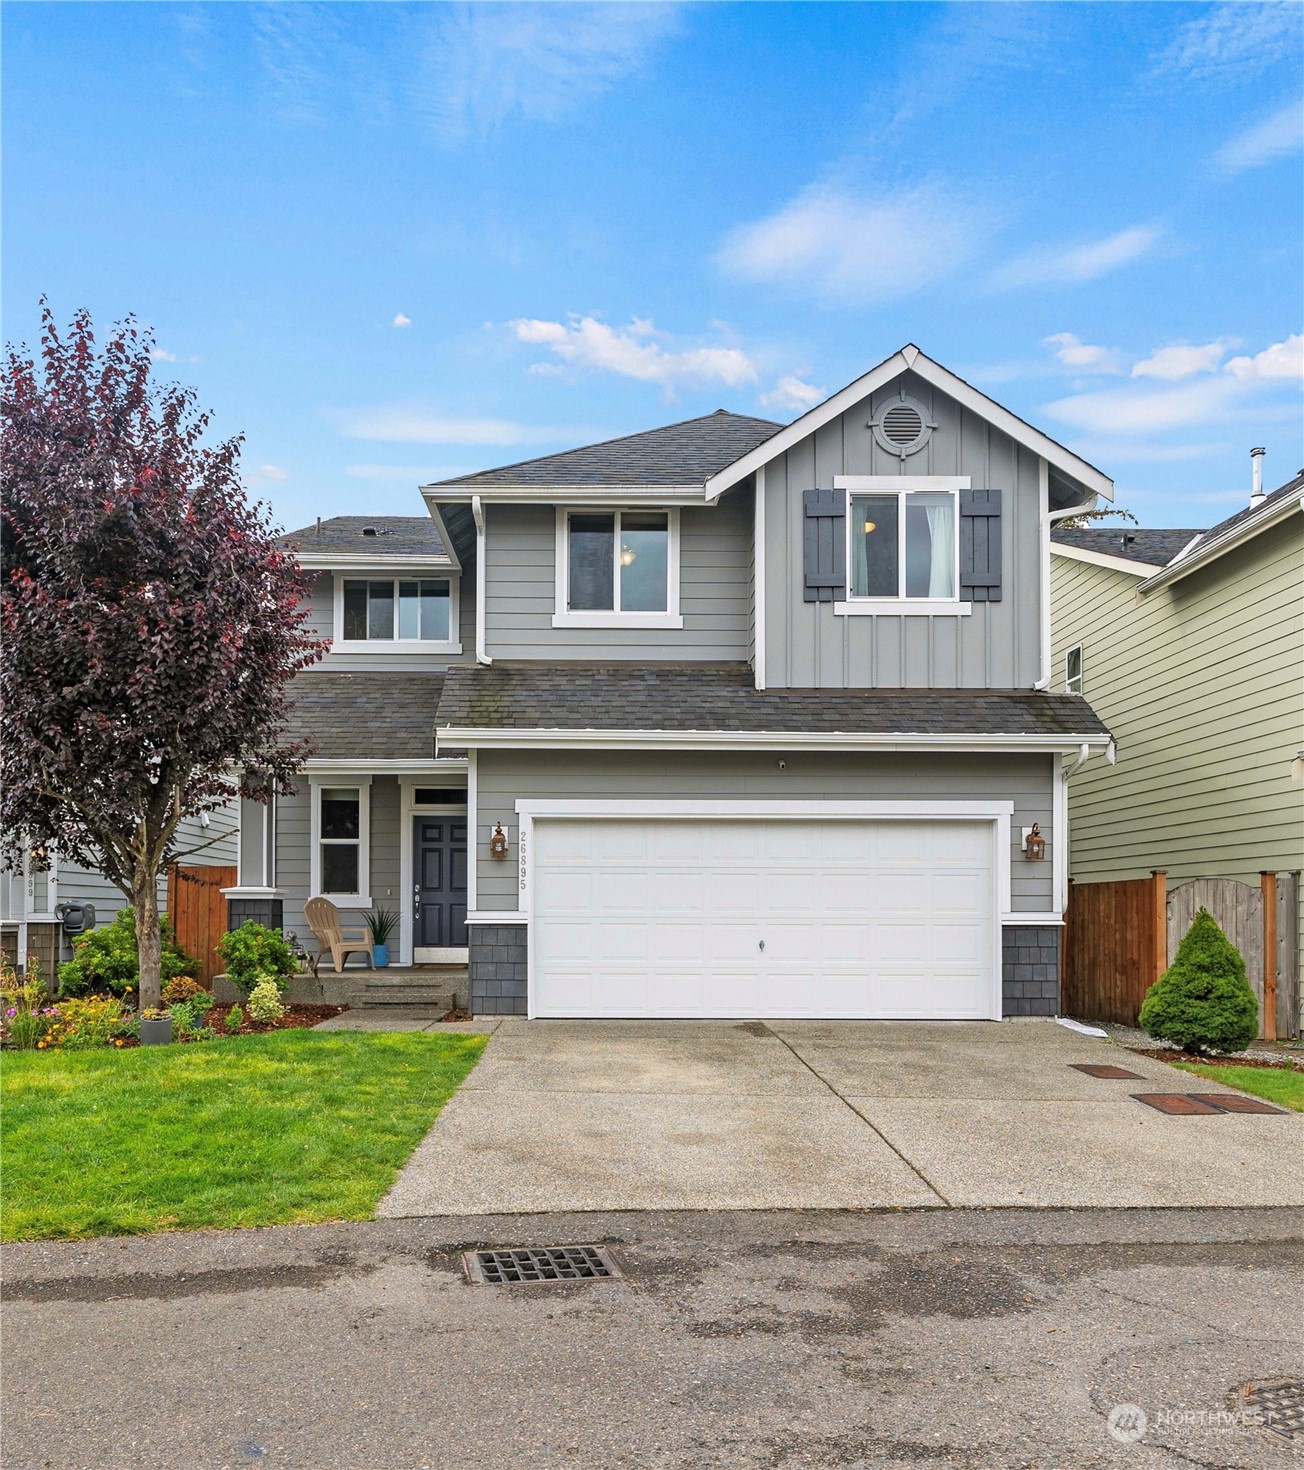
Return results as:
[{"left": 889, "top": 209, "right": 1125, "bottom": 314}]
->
[
  {"left": 1070, "top": 1063, "right": 1144, "bottom": 1079},
  {"left": 1243, "top": 1379, "right": 1304, "bottom": 1441},
  {"left": 1131, "top": 1092, "right": 1287, "bottom": 1115},
  {"left": 463, "top": 1246, "right": 622, "bottom": 1285}
]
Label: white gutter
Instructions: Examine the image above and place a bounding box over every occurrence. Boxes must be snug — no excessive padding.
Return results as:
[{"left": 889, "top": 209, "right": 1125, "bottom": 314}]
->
[
  {"left": 1063, "top": 742, "right": 1091, "bottom": 778},
  {"left": 1136, "top": 488, "right": 1302, "bottom": 593},
  {"left": 435, "top": 728, "right": 1113, "bottom": 754},
  {"left": 1034, "top": 479, "right": 1095, "bottom": 690},
  {"left": 471, "top": 495, "right": 492, "bottom": 666}
]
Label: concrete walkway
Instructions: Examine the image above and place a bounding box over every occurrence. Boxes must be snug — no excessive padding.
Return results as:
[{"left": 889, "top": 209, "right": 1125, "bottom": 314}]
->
[{"left": 379, "top": 1018, "right": 1303, "bottom": 1216}]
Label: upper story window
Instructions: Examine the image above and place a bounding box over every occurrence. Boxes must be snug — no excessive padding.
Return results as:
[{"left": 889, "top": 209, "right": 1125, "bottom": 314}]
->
[
  {"left": 1065, "top": 644, "right": 1084, "bottom": 696},
  {"left": 335, "top": 577, "right": 458, "bottom": 649},
  {"left": 849, "top": 490, "right": 957, "bottom": 602},
  {"left": 554, "top": 509, "right": 683, "bottom": 629}
]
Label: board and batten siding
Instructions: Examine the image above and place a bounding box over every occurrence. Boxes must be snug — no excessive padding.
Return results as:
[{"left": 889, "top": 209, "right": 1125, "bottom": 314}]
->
[
  {"left": 482, "top": 490, "right": 753, "bottom": 661},
  {"left": 273, "top": 776, "right": 405, "bottom": 946},
  {"left": 1050, "top": 516, "right": 1304, "bottom": 973},
  {"left": 763, "top": 371, "right": 1043, "bottom": 690},
  {"left": 299, "top": 572, "right": 474, "bottom": 673},
  {"left": 472, "top": 748, "right": 1054, "bottom": 913}
]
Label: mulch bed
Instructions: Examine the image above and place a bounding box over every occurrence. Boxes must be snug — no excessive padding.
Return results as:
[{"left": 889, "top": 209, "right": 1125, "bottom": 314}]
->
[
  {"left": 1135, "top": 1048, "right": 1302, "bottom": 1071},
  {"left": 207, "top": 1003, "right": 345, "bottom": 1036}
]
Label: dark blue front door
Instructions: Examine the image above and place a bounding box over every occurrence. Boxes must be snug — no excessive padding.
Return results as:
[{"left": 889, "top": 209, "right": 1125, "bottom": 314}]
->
[{"left": 414, "top": 817, "right": 468, "bottom": 948}]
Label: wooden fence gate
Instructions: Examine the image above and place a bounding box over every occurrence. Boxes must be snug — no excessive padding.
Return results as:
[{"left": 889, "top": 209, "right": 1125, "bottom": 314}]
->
[
  {"left": 167, "top": 864, "right": 236, "bottom": 987},
  {"left": 1064, "top": 870, "right": 1301, "bottom": 1037}
]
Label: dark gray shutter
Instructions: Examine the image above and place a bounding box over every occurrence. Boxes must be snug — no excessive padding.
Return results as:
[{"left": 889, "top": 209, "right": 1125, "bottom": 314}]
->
[
  {"left": 959, "top": 487, "right": 1002, "bottom": 602},
  {"left": 803, "top": 488, "right": 846, "bottom": 603}
]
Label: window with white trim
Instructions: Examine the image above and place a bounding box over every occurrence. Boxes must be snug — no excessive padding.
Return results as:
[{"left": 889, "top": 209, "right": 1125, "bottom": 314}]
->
[
  {"left": 336, "top": 577, "right": 456, "bottom": 647},
  {"left": 1065, "top": 644, "right": 1084, "bottom": 696},
  {"left": 556, "top": 509, "right": 680, "bottom": 625},
  {"left": 848, "top": 490, "right": 959, "bottom": 601},
  {"left": 318, "top": 787, "right": 363, "bottom": 896}
]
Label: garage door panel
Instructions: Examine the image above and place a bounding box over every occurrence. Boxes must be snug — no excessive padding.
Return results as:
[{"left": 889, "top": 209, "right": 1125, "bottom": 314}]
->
[{"left": 531, "top": 816, "right": 996, "bottom": 1019}]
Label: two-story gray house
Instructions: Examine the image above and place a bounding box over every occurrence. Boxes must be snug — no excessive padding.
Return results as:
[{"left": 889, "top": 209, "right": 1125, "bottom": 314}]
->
[{"left": 236, "top": 345, "right": 1111, "bottom": 1019}]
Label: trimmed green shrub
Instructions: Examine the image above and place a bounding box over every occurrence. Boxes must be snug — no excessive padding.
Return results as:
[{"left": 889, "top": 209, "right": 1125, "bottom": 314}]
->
[
  {"left": 216, "top": 922, "right": 297, "bottom": 997},
  {"left": 57, "top": 911, "right": 197, "bottom": 998},
  {"left": 224, "top": 1004, "right": 244, "bottom": 1034},
  {"left": 1139, "top": 908, "right": 1259, "bottom": 1054}
]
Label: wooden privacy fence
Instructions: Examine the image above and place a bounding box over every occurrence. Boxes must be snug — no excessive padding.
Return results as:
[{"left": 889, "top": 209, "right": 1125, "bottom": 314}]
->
[
  {"left": 1063, "top": 870, "right": 1301, "bottom": 1038},
  {"left": 167, "top": 864, "right": 237, "bottom": 987}
]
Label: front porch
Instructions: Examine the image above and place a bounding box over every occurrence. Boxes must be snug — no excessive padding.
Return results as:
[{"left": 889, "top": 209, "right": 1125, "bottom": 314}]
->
[{"left": 215, "top": 963, "right": 469, "bottom": 1010}]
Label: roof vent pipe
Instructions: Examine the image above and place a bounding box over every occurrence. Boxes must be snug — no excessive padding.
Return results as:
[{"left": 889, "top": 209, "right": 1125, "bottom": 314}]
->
[{"left": 1250, "top": 447, "right": 1266, "bottom": 506}]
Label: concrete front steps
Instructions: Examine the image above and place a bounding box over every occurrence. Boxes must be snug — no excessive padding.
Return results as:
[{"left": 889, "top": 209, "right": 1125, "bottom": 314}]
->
[{"left": 214, "top": 966, "right": 468, "bottom": 1010}]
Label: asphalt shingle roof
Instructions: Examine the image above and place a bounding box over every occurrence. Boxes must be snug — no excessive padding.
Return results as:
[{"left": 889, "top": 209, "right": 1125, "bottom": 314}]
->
[
  {"left": 1051, "top": 527, "right": 1203, "bottom": 567},
  {"left": 424, "top": 410, "right": 783, "bottom": 491},
  {"left": 278, "top": 516, "right": 449, "bottom": 558},
  {"left": 285, "top": 673, "right": 445, "bottom": 760},
  {"left": 1199, "top": 468, "right": 1304, "bottom": 543},
  {"left": 434, "top": 663, "right": 1109, "bottom": 740}
]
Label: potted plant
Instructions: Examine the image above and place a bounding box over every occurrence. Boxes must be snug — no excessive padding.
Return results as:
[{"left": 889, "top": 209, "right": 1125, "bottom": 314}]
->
[
  {"left": 140, "top": 1007, "right": 173, "bottom": 1045},
  {"left": 366, "top": 907, "right": 398, "bottom": 968}
]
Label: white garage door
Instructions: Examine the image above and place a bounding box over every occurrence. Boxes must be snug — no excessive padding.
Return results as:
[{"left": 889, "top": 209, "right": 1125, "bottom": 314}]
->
[{"left": 530, "top": 817, "right": 997, "bottom": 1019}]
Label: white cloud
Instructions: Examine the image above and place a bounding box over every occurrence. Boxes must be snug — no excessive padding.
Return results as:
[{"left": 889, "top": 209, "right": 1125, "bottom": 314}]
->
[
  {"left": 1216, "top": 99, "right": 1304, "bottom": 173},
  {"left": 391, "top": 313, "right": 412, "bottom": 328},
  {"left": 419, "top": 3, "right": 680, "bottom": 139},
  {"left": 993, "top": 226, "right": 1161, "bottom": 289},
  {"left": 1225, "top": 333, "right": 1304, "bottom": 381},
  {"left": 718, "top": 184, "right": 990, "bottom": 306},
  {"left": 340, "top": 409, "right": 571, "bottom": 445},
  {"left": 1132, "top": 341, "right": 1230, "bottom": 381},
  {"left": 344, "top": 463, "right": 472, "bottom": 483},
  {"left": 150, "top": 347, "right": 177, "bottom": 362},
  {"left": 509, "top": 316, "right": 758, "bottom": 389},
  {"left": 760, "top": 377, "right": 825, "bottom": 413},
  {"left": 1151, "top": 3, "right": 1303, "bottom": 84},
  {"left": 258, "top": 464, "right": 289, "bottom": 481},
  {"left": 1062, "top": 439, "right": 1232, "bottom": 466},
  {"left": 1043, "top": 333, "right": 1126, "bottom": 375}
]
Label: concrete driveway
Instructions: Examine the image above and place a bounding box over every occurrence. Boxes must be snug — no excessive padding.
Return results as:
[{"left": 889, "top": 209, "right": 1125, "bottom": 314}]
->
[{"left": 380, "top": 1019, "right": 1304, "bottom": 1216}]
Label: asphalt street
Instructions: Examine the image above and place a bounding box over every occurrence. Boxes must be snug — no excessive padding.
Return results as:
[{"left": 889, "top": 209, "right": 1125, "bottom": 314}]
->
[{"left": 3, "top": 1206, "right": 1302, "bottom": 1469}]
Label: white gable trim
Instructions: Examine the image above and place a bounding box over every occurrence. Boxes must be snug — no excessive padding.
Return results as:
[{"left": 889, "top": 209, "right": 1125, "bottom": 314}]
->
[
  {"left": 704, "top": 344, "right": 1114, "bottom": 504},
  {"left": 1050, "top": 543, "right": 1164, "bottom": 577}
]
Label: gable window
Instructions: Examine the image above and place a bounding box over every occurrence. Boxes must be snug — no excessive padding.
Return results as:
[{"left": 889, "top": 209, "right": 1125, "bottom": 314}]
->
[
  {"left": 849, "top": 491, "right": 957, "bottom": 601},
  {"left": 337, "top": 578, "right": 456, "bottom": 647},
  {"left": 1065, "top": 644, "right": 1084, "bottom": 696},
  {"left": 310, "top": 781, "right": 371, "bottom": 904},
  {"left": 554, "top": 509, "right": 682, "bottom": 628}
]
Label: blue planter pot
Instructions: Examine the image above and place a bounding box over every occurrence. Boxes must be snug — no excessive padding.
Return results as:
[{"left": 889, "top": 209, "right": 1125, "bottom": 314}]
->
[{"left": 372, "top": 944, "right": 390, "bottom": 968}]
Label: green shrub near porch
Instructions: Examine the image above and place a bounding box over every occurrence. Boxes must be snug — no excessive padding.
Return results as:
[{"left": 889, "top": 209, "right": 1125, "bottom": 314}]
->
[{"left": 57, "top": 910, "right": 197, "bottom": 998}]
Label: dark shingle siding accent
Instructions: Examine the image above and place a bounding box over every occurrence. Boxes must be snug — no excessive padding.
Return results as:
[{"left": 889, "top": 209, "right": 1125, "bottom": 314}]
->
[
  {"left": 435, "top": 663, "right": 1110, "bottom": 740},
  {"left": 278, "top": 516, "right": 449, "bottom": 559},
  {"left": 1002, "top": 926, "right": 1060, "bottom": 1017},
  {"left": 1051, "top": 527, "right": 1203, "bottom": 567},
  {"left": 425, "top": 410, "right": 782, "bottom": 490},
  {"left": 285, "top": 673, "right": 445, "bottom": 761},
  {"left": 468, "top": 924, "right": 528, "bottom": 1015}
]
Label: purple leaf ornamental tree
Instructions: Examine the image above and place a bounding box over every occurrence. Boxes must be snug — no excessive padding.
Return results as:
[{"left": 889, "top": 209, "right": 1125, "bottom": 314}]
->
[{"left": 1, "top": 305, "right": 326, "bottom": 1011}]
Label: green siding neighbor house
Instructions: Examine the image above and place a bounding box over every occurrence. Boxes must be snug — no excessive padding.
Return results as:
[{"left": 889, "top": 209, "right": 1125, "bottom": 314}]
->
[{"left": 1050, "top": 471, "right": 1304, "bottom": 1017}]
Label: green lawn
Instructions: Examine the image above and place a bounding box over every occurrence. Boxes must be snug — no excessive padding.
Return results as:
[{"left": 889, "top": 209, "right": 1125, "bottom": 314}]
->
[
  {"left": 1172, "top": 1061, "right": 1304, "bottom": 1112},
  {"left": 1, "top": 1029, "right": 487, "bottom": 1240}
]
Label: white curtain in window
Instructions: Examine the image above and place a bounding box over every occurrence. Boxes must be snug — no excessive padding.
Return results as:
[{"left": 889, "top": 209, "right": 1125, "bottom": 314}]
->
[{"left": 925, "top": 499, "right": 955, "bottom": 597}]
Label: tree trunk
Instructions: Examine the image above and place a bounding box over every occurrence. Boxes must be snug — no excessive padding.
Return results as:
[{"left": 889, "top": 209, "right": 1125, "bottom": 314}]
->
[{"left": 135, "top": 877, "right": 163, "bottom": 1013}]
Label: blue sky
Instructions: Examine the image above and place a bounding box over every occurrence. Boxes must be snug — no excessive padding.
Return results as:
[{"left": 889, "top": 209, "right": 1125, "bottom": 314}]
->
[{"left": 4, "top": 1, "right": 1302, "bottom": 529}]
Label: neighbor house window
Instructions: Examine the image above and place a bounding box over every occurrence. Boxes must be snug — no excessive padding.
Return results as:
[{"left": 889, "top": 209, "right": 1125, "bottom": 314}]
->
[
  {"left": 318, "top": 787, "right": 361, "bottom": 894},
  {"left": 849, "top": 491, "right": 957, "bottom": 600},
  {"left": 341, "top": 579, "right": 450, "bottom": 642},
  {"left": 1065, "top": 645, "right": 1084, "bottom": 696},
  {"left": 563, "top": 510, "right": 673, "bottom": 614}
]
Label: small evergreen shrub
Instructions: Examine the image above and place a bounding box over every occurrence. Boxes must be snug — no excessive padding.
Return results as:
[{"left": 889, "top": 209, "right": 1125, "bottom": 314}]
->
[
  {"left": 216, "top": 922, "right": 297, "bottom": 997},
  {"left": 224, "top": 1004, "right": 244, "bottom": 1034},
  {"left": 57, "top": 910, "right": 197, "bottom": 997},
  {"left": 1139, "top": 907, "right": 1259, "bottom": 1054},
  {"left": 246, "top": 977, "right": 287, "bottom": 1024}
]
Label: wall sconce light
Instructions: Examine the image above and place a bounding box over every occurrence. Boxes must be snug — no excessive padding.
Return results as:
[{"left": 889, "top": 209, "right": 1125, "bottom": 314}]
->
[
  {"left": 1023, "top": 823, "right": 1046, "bottom": 861},
  {"left": 862, "top": 518, "right": 877, "bottom": 534},
  {"left": 489, "top": 822, "right": 510, "bottom": 860}
]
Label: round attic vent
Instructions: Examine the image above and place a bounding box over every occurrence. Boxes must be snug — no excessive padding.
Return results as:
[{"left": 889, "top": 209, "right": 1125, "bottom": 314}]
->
[{"left": 870, "top": 394, "right": 934, "bottom": 458}]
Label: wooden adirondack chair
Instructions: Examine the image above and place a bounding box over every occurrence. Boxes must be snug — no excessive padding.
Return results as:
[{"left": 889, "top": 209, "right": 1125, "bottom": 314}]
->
[{"left": 304, "top": 896, "right": 375, "bottom": 975}]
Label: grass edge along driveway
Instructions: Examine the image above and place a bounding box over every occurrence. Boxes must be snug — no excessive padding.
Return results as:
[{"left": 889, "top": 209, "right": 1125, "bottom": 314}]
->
[
  {"left": 1, "top": 1029, "right": 487, "bottom": 1241},
  {"left": 1172, "top": 1060, "right": 1304, "bottom": 1112}
]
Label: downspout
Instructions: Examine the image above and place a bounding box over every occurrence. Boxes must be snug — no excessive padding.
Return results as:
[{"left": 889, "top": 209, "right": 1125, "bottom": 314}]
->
[
  {"left": 472, "top": 496, "right": 492, "bottom": 666},
  {"left": 1035, "top": 480, "right": 1093, "bottom": 690},
  {"left": 1063, "top": 742, "right": 1091, "bottom": 778}
]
